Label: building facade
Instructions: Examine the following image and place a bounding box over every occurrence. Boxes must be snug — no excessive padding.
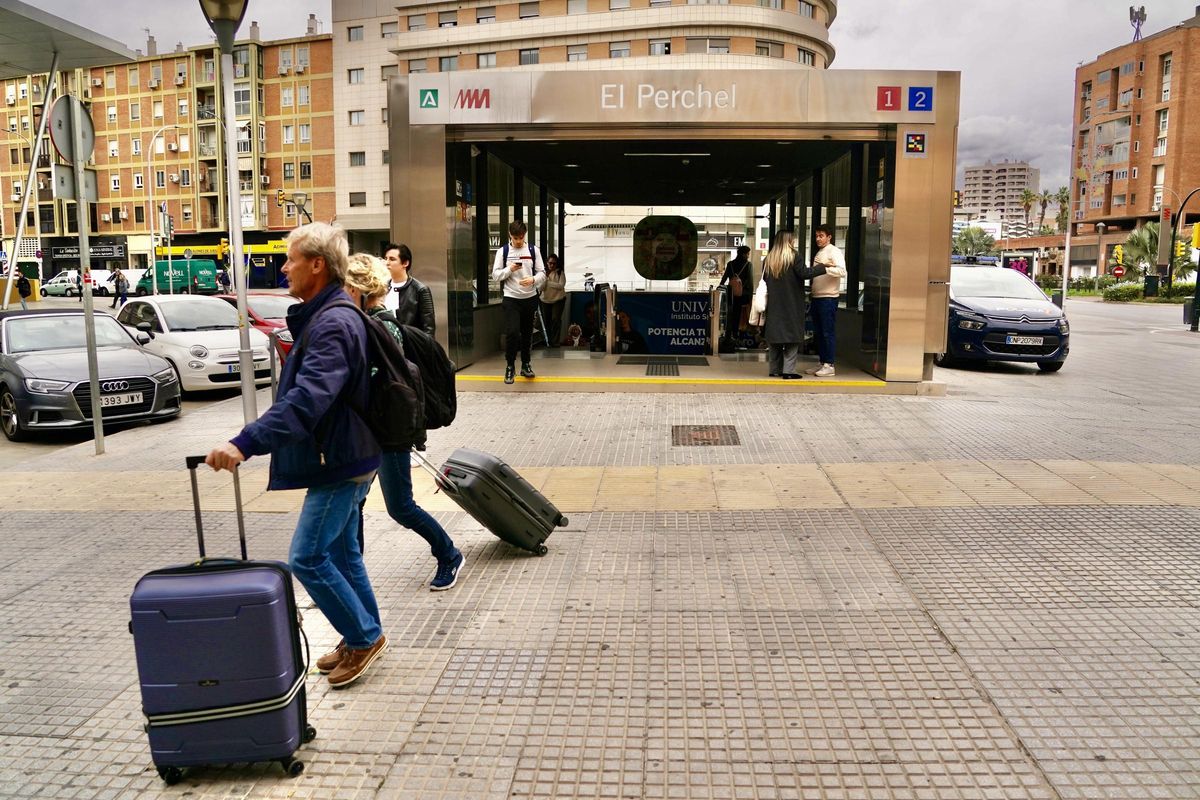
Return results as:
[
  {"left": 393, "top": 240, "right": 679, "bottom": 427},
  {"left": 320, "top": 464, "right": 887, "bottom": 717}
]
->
[
  {"left": 960, "top": 160, "right": 1040, "bottom": 229},
  {"left": 332, "top": 0, "right": 837, "bottom": 253},
  {"left": 1070, "top": 7, "right": 1200, "bottom": 240},
  {"left": 0, "top": 23, "right": 333, "bottom": 283}
]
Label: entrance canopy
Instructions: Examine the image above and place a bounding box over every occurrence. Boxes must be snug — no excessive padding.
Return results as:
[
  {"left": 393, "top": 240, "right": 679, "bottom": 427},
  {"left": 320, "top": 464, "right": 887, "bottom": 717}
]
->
[{"left": 0, "top": 0, "right": 135, "bottom": 78}]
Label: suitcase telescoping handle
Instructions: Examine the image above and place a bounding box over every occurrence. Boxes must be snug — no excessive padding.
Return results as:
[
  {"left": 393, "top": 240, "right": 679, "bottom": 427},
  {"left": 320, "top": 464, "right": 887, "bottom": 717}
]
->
[
  {"left": 185, "top": 455, "right": 248, "bottom": 561},
  {"left": 410, "top": 448, "right": 457, "bottom": 495}
]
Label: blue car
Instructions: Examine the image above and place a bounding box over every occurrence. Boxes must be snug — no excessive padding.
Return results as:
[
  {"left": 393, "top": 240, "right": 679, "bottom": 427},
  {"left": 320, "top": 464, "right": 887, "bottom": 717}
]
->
[{"left": 936, "top": 265, "right": 1069, "bottom": 372}]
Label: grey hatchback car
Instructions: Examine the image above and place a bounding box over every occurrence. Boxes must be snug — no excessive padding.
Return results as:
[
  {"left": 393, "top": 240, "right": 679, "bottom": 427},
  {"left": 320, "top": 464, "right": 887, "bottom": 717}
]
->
[{"left": 0, "top": 309, "right": 182, "bottom": 441}]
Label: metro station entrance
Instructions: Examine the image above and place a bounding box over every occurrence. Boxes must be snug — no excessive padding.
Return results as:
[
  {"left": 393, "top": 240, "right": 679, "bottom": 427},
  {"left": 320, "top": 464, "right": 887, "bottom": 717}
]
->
[{"left": 389, "top": 69, "right": 959, "bottom": 386}]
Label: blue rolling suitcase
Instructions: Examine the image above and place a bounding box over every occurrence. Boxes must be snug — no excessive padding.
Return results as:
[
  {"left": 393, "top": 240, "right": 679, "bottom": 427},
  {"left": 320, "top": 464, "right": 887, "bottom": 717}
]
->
[{"left": 129, "top": 456, "right": 315, "bottom": 785}]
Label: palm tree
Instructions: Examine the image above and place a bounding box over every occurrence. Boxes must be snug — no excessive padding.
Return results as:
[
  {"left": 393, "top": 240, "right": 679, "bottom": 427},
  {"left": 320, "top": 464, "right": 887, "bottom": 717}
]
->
[
  {"left": 1055, "top": 186, "right": 1071, "bottom": 233},
  {"left": 953, "top": 226, "right": 997, "bottom": 256},
  {"left": 1121, "top": 223, "right": 1158, "bottom": 277},
  {"left": 1037, "top": 190, "right": 1053, "bottom": 230},
  {"left": 1019, "top": 188, "right": 1037, "bottom": 231}
]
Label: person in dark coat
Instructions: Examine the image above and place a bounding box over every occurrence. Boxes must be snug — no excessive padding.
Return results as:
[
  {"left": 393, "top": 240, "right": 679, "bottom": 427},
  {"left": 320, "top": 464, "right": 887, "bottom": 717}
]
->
[
  {"left": 382, "top": 242, "right": 436, "bottom": 336},
  {"left": 717, "top": 245, "right": 752, "bottom": 342},
  {"left": 762, "top": 230, "right": 827, "bottom": 379}
]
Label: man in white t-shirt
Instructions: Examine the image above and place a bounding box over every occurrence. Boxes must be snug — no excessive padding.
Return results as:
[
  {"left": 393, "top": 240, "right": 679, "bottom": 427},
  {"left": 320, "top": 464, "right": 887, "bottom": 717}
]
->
[
  {"left": 807, "top": 225, "right": 848, "bottom": 377},
  {"left": 490, "top": 220, "right": 545, "bottom": 384}
]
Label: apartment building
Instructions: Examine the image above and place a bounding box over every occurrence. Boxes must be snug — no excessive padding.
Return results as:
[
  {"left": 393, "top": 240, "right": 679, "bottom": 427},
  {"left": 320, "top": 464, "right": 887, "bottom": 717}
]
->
[
  {"left": 0, "top": 23, "right": 333, "bottom": 283},
  {"left": 332, "top": 0, "right": 837, "bottom": 252},
  {"left": 1070, "top": 6, "right": 1200, "bottom": 237},
  {"left": 960, "top": 160, "right": 1040, "bottom": 229}
]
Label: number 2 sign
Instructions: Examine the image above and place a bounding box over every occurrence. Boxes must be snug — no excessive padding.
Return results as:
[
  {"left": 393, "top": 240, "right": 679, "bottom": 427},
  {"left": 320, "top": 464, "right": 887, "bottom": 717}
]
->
[{"left": 908, "top": 86, "right": 933, "bottom": 112}]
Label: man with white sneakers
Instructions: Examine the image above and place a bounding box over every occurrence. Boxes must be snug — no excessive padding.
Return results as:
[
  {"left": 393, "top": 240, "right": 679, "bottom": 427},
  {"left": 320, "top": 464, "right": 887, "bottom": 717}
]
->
[{"left": 807, "top": 225, "right": 847, "bottom": 377}]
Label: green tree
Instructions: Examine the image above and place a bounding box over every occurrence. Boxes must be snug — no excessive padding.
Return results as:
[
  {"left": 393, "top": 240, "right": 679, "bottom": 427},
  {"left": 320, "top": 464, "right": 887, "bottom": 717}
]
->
[
  {"left": 953, "top": 226, "right": 997, "bottom": 256},
  {"left": 1055, "top": 186, "right": 1071, "bottom": 233},
  {"left": 1120, "top": 223, "right": 1158, "bottom": 277},
  {"left": 1020, "top": 188, "right": 1037, "bottom": 230},
  {"left": 1037, "top": 190, "right": 1053, "bottom": 229}
]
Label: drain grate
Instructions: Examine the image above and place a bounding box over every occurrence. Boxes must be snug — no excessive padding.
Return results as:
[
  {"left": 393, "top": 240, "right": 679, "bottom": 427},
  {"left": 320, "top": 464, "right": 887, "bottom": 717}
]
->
[
  {"left": 617, "top": 356, "right": 710, "bottom": 367},
  {"left": 647, "top": 364, "right": 680, "bottom": 376},
  {"left": 672, "top": 425, "right": 740, "bottom": 446}
]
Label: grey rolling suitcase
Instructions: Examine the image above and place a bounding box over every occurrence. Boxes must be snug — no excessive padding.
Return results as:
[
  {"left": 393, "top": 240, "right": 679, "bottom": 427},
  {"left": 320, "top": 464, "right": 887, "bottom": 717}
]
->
[{"left": 414, "top": 447, "right": 567, "bottom": 555}]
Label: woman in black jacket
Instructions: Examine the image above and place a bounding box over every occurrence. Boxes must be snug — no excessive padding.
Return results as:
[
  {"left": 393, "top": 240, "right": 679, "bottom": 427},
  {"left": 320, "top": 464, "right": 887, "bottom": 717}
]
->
[
  {"left": 762, "top": 231, "right": 827, "bottom": 379},
  {"left": 717, "top": 245, "right": 752, "bottom": 342},
  {"left": 383, "top": 242, "right": 436, "bottom": 336}
]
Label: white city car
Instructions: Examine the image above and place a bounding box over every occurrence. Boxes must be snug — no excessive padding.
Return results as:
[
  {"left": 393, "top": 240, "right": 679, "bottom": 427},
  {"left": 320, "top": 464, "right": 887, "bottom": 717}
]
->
[{"left": 117, "top": 295, "right": 272, "bottom": 392}]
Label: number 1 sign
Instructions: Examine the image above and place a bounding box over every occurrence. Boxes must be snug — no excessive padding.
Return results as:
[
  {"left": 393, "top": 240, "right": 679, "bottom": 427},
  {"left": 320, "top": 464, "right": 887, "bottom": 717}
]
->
[{"left": 876, "top": 86, "right": 901, "bottom": 111}]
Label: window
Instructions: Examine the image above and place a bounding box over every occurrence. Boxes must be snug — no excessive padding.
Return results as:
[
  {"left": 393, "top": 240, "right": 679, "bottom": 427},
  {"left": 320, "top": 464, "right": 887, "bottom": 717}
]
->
[
  {"left": 409, "top": 59, "right": 427, "bottom": 74},
  {"left": 799, "top": 48, "right": 815, "bottom": 66},
  {"left": 567, "top": 45, "right": 588, "bottom": 62},
  {"left": 105, "top": 69, "right": 115, "bottom": 89},
  {"left": 1097, "top": 70, "right": 1109, "bottom": 83},
  {"left": 182, "top": 203, "right": 192, "bottom": 222},
  {"left": 281, "top": 86, "right": 293, "bottom": 107},
  {"left": 477, "top": 6, "right": 495, "bottom": 23},
  {"left": 438, "top": 11, "right": 457, "bottom": 27},
  {"left": 610, "top": 0, "right": 630, "bottom": 8},
  {"left": 178, "top": 98, "right": 189, "bottom": 117},
  {"left": 299, "top": 124, "right": 311, "bottom": 142},
  {"left": 236, "top": 127, "right": 251, "bottom": 153},
  {"left": 1113, "top": 194, "right": 1126, "bottom": 207},
  {"left": 610, "top": 41, "right": 631, "bottom": 58},
  {"left": 1157, "top": 108, "right": 1168, "bottom": 134},
  {"left": 234, "top": 84, "right": 250, "bottom": 115},
  {"left": 283, "top": 162, "right": 295, "bottom": 180},
  {"left": 1118, "top": 89, "right": 1132, "bottom": 106},
  {"left": 283, "top": 124, "right": 294, "bottom": 144},
  {"left": 110, "top": 174, "right": 120, "bottom": 191},
  {"left": 381, "top": 21, "right": 398, "bottom": 38},
  {"left": 349, "top": 192, "right": 366, "bottom": 207},
  {"left": 650, "top": 0, "right": 670, "bottom": 5},
  {"left": 297, "top": 45, "right": 309, "bottom": 68},
  {"left": 284, "top": 202, "right": 295, "bottom": 218},
  {"left": 382, "top": 150, "right": 390, "bottom": 164},
  {"left": 134, "top": 173, "right": 144, "bottom": 190},
  {"left": 155, "top": 169, "right": 165, "bottom": 188},
  {"left": 1136, "top": 88, "right": 1143, "bottom": 99},
  {"left": 132, "top": 138, "right": 141, "bottom": 155},
  {"left": 1120, "top": 61, "right": 1133, "bottom": 75},
  {"left": 383, "top": 190, "right": 390, "bottom": 206},
  {"left": 300, "top": 161, "right": 311, "bottom": 179},
  {"left": 1134, "top": 140, "right": 1139, "bottom": 152},
  {"left": 107, "top": 106, "right": 117, "bottom": 123},
  {"left": 350, "top": 109, "right": 365, "bottom": 126},
  {"left": 756, "top": 40, "right": 783, "bottom": 58},
  {"left": 153, "top": 100, "right": 163, "bottom": 119},
  {"left": 348, "top": 25, "right": 363, "bottom": 41},
  {"left": 381, "top": 64, "right": 398, "bottom": 81},
  {"left": 280, "top": 48, "right": 292, "bottom": 70},
  {"left": 110, "top": 206, "right": 120, "bottom": 224},
  {"left": 519, "top": 2, "right": 539, "bottom": 19},
  {"left": 686, "top": 37, "right": 729, "bottom": 54},
  {"left": 799, "top": 0, "right": 815, "bottom": 16},
  {"left": 381, "top": 107, "right": 389, "bottom": 123},
  {"left": 567, "top": 0, "right": 586, "bottom": 11},
  {"left": 1113, "top": 168, "right": 1128, "bottom": 181},
  {"left": 135, "top": 206, "right": 144, "bottom": 223},
  {"left": 688, "top": 0, "right": 729, "bottom": 3},
  {"left": 407, "top": 14, "right": 426, "bottom": 31},
  {"left": 348, "top": 68, "right": 364, "bottom": 84},
  {"left": 1154, "top": 137, "right": 1167, "bottom": 157},
  {"left": 108, "top": 140, "right": 119, "bottom": 157},
  {"left": 128, "top": 65, "right": 138, "bottom": 86},
  {"left": 129, "top": 102, "right": 140, "bottom": 120},
  {"left": 298, "top": 85, "right": 310, "bottom": 105},
  {"left": 231, "top": 50, "right": 246, "bottom": 78},
  {"left": 440, "top": 56, "right": 458, "bottom": 72},
  {"left": 649, "top": 39, "right": 671, "bottom": 56},
  {"left": 349, "top": 151, "right": 366, "bottom": 166},
  {"left": 478, "top": 52, "right": 496, "bottom": 69},
  {"left": 519, "top": 48, "right": 539, "bottom": 65},
  {"left": 180, "top": 168, "right": 191, "bottom": 187},
  {"left": 758, "top": 0, "right": 781, "bottom": 7}
]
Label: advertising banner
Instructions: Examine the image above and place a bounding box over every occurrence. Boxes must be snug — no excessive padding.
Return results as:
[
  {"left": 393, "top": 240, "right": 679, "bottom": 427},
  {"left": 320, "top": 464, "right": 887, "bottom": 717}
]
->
[{"left": 616, "top": 292, "right": 710, "bottom": 355}]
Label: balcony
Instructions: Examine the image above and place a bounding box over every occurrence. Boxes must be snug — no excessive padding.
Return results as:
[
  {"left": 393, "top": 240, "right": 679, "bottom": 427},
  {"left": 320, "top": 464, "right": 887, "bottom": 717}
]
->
[
  {"left": 198, "top": 143, "right": 218, "bottom": 158},
  {"left": 197, "top": 105, "right": 217, "bottom": 120}
]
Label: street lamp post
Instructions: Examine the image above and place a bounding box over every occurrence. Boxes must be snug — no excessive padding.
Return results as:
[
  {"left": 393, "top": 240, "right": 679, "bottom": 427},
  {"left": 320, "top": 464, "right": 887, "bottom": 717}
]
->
[
  {"left": 146, "top": 123, "right": 178, "bottom": 295},
  {"left": 1094, "top": 222, "right": 1107, "bottom": 286},
  {"left": 200, "top": 0, "right": 256, "bottom": 424},
  {"left": 290, "top": 191, "right": 313, "bottom": 224}
]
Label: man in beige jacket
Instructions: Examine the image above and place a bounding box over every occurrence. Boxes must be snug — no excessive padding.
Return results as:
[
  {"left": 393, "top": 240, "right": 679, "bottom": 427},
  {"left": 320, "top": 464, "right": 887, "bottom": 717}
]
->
[{"left": 808, "top": 225, "right": 847, "bottom": 377}]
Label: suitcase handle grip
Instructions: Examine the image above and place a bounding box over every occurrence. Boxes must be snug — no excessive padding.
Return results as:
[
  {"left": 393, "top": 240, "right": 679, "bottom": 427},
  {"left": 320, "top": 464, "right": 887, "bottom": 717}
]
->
[{"left": 186, "top": 456, "right": 248, "bottom": 561}]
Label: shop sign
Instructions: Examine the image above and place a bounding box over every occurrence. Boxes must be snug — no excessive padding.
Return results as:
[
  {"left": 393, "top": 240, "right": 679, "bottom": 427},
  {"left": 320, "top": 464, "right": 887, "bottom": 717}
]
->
[{"left": 51, "top": 244, "right": 126, "bottom": 259}]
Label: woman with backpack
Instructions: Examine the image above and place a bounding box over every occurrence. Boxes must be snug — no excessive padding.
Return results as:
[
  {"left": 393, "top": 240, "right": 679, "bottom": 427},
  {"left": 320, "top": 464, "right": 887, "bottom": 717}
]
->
[
  {"left": 343, "top": 253, "right": 466, "bottom": 592},
  {"left": 15, "top": 272, "right": 31, "bottom": 311}
]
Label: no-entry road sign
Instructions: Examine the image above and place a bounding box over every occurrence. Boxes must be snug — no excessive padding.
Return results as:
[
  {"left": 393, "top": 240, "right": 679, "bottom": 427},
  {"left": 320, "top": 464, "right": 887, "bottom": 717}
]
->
[{"left": 1112, "top": 264, "right": 1126, "bottom": 279}]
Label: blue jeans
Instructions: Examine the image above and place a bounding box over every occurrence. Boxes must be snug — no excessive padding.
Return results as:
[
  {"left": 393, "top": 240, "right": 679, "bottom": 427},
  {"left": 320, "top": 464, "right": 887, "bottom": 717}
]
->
[
  {"left": 810, "top": 297, "right": 837, "bottom": 365},
  {"left": 288, "top": 479, "right": 382, "bottom": 650},
  {"left": 377, "top": 450, "right": 458, "bottom": 562}
]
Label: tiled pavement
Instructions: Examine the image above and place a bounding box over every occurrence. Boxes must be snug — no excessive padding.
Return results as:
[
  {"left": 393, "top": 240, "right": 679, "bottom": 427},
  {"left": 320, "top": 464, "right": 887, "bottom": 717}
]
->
[{"left": 1, "top": 302, "right": 1199, "bottom": 799}]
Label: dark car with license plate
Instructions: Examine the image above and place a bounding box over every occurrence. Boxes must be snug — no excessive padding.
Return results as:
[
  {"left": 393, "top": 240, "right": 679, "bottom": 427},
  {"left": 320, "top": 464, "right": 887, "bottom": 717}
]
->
[
  {"left": 0, "top": 309, "right": 181, "bottom": 441},
  {"left": 936, "top": 264, "right": 1069, "bottom": 372}
]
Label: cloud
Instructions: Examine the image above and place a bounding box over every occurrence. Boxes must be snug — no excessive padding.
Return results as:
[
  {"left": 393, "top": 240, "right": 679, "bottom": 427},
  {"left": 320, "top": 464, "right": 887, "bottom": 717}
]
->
[{"left": 957, "top": 116, "right": 1073, "bottom": 191}]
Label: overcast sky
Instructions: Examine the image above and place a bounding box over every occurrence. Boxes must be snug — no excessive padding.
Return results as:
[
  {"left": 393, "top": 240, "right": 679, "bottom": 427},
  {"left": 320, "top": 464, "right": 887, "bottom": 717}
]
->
[{"left": 38, "top": 0, "right": 1200, "bottom": 194}]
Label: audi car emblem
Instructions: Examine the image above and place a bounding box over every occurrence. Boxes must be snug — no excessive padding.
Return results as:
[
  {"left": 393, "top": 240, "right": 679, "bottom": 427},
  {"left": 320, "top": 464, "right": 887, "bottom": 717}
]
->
[{"left": 101, "top": 380, "right": 130, "bottom": 392}]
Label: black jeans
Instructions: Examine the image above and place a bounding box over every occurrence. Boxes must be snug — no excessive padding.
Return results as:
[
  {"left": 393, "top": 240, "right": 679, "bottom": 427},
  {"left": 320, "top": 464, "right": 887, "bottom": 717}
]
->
[{"left": 503, "top": 295, "right": 539, "bottom": 366}]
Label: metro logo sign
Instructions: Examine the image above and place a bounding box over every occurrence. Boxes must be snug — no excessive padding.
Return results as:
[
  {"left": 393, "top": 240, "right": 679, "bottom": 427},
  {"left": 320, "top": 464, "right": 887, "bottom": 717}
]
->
[{"left": 454, "top": 88, "right": 491, "bottom": 110}]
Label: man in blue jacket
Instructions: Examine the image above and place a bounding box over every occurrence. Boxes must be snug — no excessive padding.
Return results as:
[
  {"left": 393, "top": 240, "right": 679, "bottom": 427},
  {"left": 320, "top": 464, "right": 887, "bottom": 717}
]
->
[{"left": 206, "top": 222, "right": 387, "bottom": 689}]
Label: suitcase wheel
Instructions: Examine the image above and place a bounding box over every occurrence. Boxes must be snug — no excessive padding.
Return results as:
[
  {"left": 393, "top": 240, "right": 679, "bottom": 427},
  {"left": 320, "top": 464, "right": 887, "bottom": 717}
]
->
[
  {"left": 156, "top": 766, "right": 184, "bottom": 785},
  {"left": 280, "top": 757, "right": 305, "bottom": 777},
  {"left": 556, "top": 515, "right": 569, "bottom": 528},
  {"left": 304, "top": 724, "right": 317, "bottom": 743},
  {"left": 535, "top": 544, "right": 549, "bottom": 556}
]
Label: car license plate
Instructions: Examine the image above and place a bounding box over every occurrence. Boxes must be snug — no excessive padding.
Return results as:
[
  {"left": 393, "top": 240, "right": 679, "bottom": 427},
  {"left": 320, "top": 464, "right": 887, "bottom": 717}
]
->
[
  {"left": 1006, "top": 335, "right": 1044, "bottom": 346},
  {"left": 227, "top": 363, "right": 240, "bottom": 373},
  {"left": 99, "top": 392, "right": 142, "bottom": 407}
]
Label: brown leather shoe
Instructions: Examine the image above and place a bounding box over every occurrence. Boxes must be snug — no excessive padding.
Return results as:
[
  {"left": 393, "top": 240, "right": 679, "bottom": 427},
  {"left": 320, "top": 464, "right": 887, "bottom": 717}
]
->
[
  {"left": 327, "top": 635, "right": 388, "bottom": 689},
  {"left": 315, "top": 640, "right": 345, "bottom": 674}
]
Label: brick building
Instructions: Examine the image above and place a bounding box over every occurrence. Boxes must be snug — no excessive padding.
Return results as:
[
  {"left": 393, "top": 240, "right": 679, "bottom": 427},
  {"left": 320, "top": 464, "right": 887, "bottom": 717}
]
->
[
  {"left": 332, "top": 0, "right": 837, "bottom": 252},
  {"left": 1069, "top": 6, "right": 1200, "bottom": 268},
  {"left": 0, "top": 22, "right": 332, "bottom": 284}
]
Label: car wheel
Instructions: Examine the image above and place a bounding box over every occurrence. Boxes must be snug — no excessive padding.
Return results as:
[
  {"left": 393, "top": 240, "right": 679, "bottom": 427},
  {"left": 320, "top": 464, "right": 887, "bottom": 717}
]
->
[
  {"left": 40, "top": 288, "right": 48, "bottom": 298},
  {"left": 135, "top": 287, "right": 147, "bottom": 297},
  {"left": 1037, "top": 361, "right": 1064, "bottom": 373},
  {"left": 1, "top": 387, "right": 28, "bottom": 442},
  {"left": 66, "top": 288, "right": 76, "bottom": 297}
]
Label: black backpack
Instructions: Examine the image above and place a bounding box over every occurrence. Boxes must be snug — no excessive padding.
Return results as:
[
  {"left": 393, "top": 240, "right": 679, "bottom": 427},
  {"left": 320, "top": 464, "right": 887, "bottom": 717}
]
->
[
  {"left": 16, "top": 275, "right": 30, "bottom": 298},
  {"left": 300, "top": 300, "right": 426, "bottom": 452},
  {"left": 399, "top": 324, "right": 456, "bottom": 430}
]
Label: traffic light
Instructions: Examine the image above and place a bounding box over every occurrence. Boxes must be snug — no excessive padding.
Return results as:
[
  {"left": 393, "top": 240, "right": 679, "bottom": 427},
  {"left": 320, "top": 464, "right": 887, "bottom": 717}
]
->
[
  {"left": 952, "top": 190, "right": 961, "bottom": 207},
  {"left": 276, "top": 188, "right": 286, "bottom": 208},
  {"left": 1193, "top": 222, "right": 1200, "bottom": 249},
  {"left": 1113, "top": 244, "right": 1124, "bottom": 264},
  {"left": 217, "top": 237, "right": 229, "bottom": 264},
  {"left": 1176, "top": 239, "right": 1188, "bottom": 259}
]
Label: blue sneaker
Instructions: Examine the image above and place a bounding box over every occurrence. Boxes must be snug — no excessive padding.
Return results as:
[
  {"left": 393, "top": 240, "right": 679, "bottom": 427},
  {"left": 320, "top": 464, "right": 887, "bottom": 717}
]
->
[{"left": 431, "top": 551, "right": 465, "bottom": 591}]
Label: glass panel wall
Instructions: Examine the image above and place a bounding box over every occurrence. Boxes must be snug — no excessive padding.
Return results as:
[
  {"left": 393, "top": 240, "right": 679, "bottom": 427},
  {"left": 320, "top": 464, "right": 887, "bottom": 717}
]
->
[
  {"left": 446, "top": 143, "right": 477, "bottom": 363},
  {"left": 858, "top": 141, "right": 894, "bottom": 373},
  {"left": 486, "top": 153, "right": 514, "bottom": 305},
  {"left": 821, "top": 151, "right": 852, "bottom": 306}
]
